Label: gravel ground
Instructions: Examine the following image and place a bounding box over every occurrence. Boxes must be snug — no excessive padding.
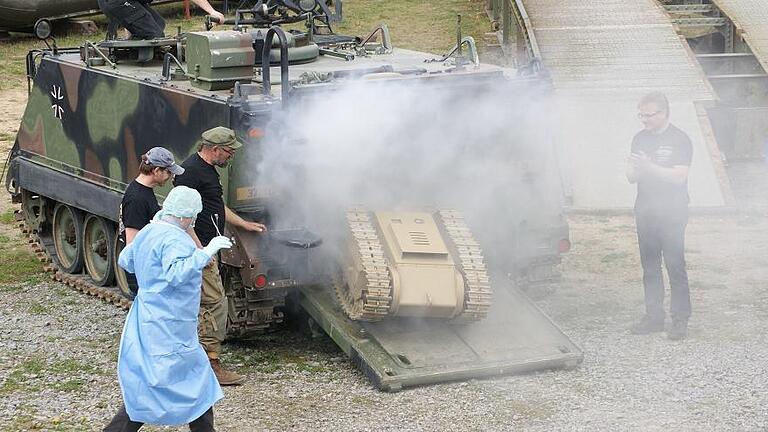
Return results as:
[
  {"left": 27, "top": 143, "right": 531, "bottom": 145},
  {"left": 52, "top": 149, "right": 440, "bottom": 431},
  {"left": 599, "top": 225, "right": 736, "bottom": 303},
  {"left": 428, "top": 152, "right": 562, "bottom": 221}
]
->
[{"left": 2, "top": 211, "right": 768, "bottom": 431}]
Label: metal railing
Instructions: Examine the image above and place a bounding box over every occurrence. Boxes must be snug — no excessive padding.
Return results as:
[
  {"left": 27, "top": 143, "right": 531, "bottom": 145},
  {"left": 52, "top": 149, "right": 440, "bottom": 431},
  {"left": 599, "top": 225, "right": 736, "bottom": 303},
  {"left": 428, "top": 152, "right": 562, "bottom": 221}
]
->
[{"left": 487, "top": 0, "right": 542, "bottom": 74}]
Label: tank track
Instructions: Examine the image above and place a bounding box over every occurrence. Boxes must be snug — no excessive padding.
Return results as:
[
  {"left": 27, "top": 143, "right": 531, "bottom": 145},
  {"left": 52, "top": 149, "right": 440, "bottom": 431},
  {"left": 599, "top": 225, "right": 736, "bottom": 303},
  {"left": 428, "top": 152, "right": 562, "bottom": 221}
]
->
[
  {"left": 435, "top": 210, "right": 492, "bottom": 322},
  {"left": 334, "top": 210, "right": 393, "bottom": 321},
  {"left": 15, "top": 210, "right": 132, "bottom": 310},
  {"left": 17, "top": 208, "right": 285, "bottom": 334},
  {"left": 223, "top": 265, "right": 285, "bottom": 338}
]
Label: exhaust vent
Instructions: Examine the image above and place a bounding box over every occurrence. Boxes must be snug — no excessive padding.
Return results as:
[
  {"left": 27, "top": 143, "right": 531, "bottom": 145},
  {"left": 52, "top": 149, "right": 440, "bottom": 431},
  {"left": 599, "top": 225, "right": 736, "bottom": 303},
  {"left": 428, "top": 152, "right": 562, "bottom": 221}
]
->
[{"left": 409, "top": 231, "right": 430, "bottom": 246}]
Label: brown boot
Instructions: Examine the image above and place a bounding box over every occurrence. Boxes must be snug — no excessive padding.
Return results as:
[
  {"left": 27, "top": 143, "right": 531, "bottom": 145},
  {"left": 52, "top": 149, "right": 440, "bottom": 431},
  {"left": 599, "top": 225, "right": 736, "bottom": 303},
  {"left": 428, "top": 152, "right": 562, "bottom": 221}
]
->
[{"left": 209, "top": 358, "right": 245, "bottom": 386}]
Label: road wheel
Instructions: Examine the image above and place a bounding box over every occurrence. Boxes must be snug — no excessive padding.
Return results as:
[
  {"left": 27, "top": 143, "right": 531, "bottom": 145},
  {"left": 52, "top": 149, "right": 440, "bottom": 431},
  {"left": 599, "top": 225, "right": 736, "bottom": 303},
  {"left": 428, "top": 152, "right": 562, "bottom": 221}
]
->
[
  {"left": 52, "top": 203, "right": 84, "bottom": 273},
  {"left": 83, "top": 214, "right": 116, "bottom": 286},
  {"left": 113, "top": 233, "right": 138, "bottom": 299}
]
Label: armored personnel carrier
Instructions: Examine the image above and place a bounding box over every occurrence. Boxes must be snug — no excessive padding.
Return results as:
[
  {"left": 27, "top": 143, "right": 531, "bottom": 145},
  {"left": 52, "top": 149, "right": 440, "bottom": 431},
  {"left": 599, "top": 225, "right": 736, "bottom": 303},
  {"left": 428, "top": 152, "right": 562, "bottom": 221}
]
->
[{"left": 5, "top": 0, "right": 580, "bottom": 390}]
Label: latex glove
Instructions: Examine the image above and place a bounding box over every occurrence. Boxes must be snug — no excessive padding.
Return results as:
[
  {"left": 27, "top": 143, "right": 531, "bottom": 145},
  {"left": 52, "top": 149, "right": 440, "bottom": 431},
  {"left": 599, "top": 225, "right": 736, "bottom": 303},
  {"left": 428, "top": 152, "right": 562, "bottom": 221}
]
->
[{"left": 202, "top": 236, "right": 233, "bottom": 258}]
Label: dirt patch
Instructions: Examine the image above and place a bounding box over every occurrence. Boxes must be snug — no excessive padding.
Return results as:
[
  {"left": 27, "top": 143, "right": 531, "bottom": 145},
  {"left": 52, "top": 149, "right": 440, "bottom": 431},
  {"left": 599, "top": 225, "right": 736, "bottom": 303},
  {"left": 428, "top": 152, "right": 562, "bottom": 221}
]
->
[
  {"left": 0, "top": 88, "right": 26, "bottom": 150},
  {"left": 0, "top": 88, "right": 28, "bottom": 236}
]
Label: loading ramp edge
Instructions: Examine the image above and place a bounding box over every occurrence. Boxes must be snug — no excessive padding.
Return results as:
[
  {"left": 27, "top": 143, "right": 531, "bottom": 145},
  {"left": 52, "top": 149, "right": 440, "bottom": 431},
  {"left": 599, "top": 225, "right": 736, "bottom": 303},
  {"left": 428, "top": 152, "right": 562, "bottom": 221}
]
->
[{"left": 299, "top": 286, "right": 584, "bottom": 392}]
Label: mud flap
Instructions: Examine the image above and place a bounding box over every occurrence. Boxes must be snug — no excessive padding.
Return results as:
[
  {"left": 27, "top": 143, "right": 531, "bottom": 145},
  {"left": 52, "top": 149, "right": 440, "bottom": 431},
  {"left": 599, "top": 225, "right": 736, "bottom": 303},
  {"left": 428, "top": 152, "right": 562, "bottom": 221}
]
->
[{"left": 299, "top": 277, "right": 583, "bottom": 392}]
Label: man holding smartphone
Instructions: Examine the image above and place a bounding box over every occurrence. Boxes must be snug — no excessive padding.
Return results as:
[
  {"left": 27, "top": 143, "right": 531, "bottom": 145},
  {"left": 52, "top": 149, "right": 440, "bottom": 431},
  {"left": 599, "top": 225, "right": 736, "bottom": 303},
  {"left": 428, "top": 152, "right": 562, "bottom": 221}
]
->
[{"left": 626, "top": 92, "right": 693, "bottom": 341}]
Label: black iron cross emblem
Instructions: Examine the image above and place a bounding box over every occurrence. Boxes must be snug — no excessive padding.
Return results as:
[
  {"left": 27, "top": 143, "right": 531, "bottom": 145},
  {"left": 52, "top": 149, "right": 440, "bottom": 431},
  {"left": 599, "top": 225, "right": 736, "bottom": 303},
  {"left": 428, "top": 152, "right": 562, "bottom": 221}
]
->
[{"left": 51, "top": 85, "right": 64, "bottom": 119}]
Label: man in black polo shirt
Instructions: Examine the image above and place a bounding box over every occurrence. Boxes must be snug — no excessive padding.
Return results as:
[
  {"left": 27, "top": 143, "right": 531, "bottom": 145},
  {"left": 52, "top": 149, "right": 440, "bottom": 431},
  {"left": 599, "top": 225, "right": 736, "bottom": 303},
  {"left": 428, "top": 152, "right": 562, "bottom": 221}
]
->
[
  {"left": 174, "top": 126, "right": 266, "bottom": 386},
  {"left": 626, "top": 92, "right": 692, "bottom": 340},
  {"left": 118, "top": 147, "right": 185, "bottom": 297}
]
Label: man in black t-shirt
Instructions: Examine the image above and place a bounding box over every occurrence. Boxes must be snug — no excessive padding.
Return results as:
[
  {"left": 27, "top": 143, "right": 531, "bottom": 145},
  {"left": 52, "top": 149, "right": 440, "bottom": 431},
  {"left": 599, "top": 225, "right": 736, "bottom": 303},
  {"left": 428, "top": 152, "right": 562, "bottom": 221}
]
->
[
  {"left": 118, "top": 147, "right": 185, "bottom": 296},
  {"left": 626, "top": 92, "right": 692, "bottom": 340},
  {"left": 174, "top": 126, "right": 266, "bottom": 386}
]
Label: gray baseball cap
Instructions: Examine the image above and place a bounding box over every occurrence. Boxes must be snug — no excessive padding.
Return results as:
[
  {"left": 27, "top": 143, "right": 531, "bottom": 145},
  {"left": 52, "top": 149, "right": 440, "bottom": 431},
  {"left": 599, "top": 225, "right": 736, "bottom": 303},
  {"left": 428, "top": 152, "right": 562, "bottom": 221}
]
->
[{"left": 144, "top": 147, "right": 184, "bottom": 176}]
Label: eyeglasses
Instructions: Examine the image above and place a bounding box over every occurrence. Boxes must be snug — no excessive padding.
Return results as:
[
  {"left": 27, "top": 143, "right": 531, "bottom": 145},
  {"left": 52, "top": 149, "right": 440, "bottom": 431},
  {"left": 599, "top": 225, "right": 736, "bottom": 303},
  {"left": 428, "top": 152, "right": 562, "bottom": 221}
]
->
[
  {"left": 218, "top": 147, "right": 235, "bottom": 157},
  {"left": 637, "top": 110, "right": 662, "bottom": 120}
]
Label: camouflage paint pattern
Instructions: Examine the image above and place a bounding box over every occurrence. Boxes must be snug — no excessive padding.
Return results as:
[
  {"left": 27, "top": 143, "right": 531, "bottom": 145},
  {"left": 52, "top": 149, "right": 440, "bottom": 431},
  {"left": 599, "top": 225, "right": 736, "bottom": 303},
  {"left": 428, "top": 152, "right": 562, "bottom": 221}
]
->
[{"left": 17, "top": 55, "right": 229, "bottom": 210}]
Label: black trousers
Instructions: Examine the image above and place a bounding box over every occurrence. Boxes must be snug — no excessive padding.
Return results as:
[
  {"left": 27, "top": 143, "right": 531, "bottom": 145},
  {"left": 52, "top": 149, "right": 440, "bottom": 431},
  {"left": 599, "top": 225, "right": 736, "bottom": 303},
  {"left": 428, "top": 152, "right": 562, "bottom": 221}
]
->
[
  {"left": 635, "top": 209, "right": 691, "bottom": 321},
  {"left": 126, "top": 272, "right": 139, "bottom": 298},
  {"left": 98, "top": 0, "right": 165, "bottom": 39},
  {"left": 104, "top": 404, "right": 215, "bottom": 432}
]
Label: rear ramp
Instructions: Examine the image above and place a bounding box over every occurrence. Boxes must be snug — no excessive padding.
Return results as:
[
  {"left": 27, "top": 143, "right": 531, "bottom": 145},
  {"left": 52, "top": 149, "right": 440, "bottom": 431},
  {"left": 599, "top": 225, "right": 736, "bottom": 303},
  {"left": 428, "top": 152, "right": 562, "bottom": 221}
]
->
[
  {"left": 300, "top": 280, "right": 582, "bottom": 391},
  {"left": 519, "top": 0, "right": 729, "bottom": 209}
]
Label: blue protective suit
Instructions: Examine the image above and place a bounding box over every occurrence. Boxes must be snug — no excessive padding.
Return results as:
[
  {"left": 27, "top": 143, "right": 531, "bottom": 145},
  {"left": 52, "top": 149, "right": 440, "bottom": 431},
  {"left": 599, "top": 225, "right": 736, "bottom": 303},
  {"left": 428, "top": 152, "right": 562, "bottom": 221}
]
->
[{"left": 117, "top": 220, "right": 223, "bottom": 425}]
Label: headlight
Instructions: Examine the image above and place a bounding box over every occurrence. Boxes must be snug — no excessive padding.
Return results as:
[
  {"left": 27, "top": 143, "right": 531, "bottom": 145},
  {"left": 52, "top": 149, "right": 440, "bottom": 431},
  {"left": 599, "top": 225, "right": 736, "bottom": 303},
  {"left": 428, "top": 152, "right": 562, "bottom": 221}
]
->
[{"left": 298, "top": 0, "right": 316, "bottom": 12}]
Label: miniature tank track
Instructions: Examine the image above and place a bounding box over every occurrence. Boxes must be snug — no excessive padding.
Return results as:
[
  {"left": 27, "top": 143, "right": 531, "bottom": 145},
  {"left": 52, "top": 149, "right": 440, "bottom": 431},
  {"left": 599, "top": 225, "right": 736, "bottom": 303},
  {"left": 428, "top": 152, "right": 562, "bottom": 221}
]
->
[
  {"left": 435, "top": 210, "right": 492, "bottom": 322},
  {"left": 334, "top": 210, "right": 393, "bottom": 321},
  {"left": 15, "top": 210, "right": 132, "bottom": 310}
]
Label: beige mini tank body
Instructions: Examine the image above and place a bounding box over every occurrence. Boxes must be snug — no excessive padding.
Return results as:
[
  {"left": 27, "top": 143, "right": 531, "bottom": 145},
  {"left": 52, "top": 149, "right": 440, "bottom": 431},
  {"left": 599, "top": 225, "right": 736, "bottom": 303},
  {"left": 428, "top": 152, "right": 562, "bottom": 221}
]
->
[
  {"left": 338, "top": 210, "right": 491, "bottom": 322},
  {"left": 376, "top": 211, "right": 465, "bottom": 319}
]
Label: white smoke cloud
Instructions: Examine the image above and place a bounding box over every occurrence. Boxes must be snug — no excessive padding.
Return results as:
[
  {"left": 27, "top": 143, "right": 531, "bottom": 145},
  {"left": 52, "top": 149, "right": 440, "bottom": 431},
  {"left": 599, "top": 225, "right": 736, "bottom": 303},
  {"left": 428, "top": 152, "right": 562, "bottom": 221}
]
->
[{"left": 253, "top": 74, "right": 566, "bottom": 272}]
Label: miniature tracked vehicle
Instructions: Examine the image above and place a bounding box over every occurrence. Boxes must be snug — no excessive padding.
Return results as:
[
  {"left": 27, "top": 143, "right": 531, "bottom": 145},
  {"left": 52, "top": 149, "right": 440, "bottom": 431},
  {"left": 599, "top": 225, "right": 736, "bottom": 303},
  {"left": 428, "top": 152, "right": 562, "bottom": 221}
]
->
[
  {"left": 5, "top": 0, "right": 580, "bottom": 390},
  {"left": 338, "top": 210, "right": 490, "bottom": 322}
]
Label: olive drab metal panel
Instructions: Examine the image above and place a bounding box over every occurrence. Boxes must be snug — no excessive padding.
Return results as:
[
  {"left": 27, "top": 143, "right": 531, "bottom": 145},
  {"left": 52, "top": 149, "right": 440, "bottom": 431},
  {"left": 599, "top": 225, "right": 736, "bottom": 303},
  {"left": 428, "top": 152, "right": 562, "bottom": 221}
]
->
[{"left": 186, "top": 31, "right": 255, "bottom": 90}]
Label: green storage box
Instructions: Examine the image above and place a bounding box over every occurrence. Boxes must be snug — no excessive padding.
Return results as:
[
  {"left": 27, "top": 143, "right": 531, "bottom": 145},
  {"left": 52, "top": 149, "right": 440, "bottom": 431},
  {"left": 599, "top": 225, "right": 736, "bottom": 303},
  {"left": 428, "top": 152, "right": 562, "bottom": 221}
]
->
[{"left": 186, "top": 31, "right": 255, "bottom": 90}]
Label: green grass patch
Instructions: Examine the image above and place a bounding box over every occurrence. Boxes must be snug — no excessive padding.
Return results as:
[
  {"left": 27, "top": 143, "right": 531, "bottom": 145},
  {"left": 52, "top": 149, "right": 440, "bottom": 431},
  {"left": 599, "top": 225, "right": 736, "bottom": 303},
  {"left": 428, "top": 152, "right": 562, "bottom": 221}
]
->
[
  {"left": 54, "top": 286, "right": 73, "bottom": 297},
  {"left": 335, "top": 0, "right": 492, "bottom": 55},
  {"left": 0, "top": 359, "right": 44, "bottom": 395},
  {"left": 7, "top": 406, "right": 91, "bottom": 432},
  {"left": 350, "top": 395, "right": 375, "bottom": 407},
  {"left": 81, "top": 334, "right": 119, "bottom": 351},
  {"left": 0, "top": 248, "right": 44, "bottom": 284},
  {"left": 52, "top": 379, "right": 86, "bottom": 393},
  {"left": 0, "top": 208, "right": 16, "bottom": 225},
  {"left": 6, "top": 410, "right": 38, "bottom": 432},
  {"left": 24, "top": 273, "right": 50, "bottom": 285},
  {"left": 0, "top": 284, "right": 24, "bottom": 294},
  {"left": 0, "top": 357, "right": 104, "bottom": 397},
  {"left": 224, "top": 331, "right": 340, "bottom": 375},
  {"left": 49, "top": 359, "right": 89, "bottom": 374},
  {"left": 226, "top": 347, "right": 329, "bottom": 374},
  {"left": 28, "top": 301, "right": 50, "bottom": 315},
  {"left": 0, "top": 1, "right": 492, "bottom": 91}
]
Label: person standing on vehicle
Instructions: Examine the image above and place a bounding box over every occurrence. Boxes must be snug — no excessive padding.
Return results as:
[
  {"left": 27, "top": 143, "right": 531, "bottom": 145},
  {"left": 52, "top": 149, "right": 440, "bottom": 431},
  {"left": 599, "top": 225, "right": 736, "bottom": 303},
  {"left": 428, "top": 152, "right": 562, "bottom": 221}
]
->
[
  {"left": 105, "top": 185, "right": 232, "bottom": 431},
  {"left": 97, "top": 0, "right": 225, "bottom": 40},
  {"left": 174, "top": 126, "right": 266, "bottom": 386},
  {"left": 118, "top": 147, "right": 185, "bottom": 297},
  {"left": 626, "top": 92, "right": 692, "bottom": 340}
]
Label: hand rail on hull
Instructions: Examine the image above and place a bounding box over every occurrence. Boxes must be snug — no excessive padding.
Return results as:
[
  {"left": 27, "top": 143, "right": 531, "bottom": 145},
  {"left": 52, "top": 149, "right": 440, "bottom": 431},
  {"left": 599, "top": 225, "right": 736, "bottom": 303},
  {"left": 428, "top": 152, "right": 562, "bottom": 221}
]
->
[{"left": 487, "top": 0, "right": 544, "bottom": 75}]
